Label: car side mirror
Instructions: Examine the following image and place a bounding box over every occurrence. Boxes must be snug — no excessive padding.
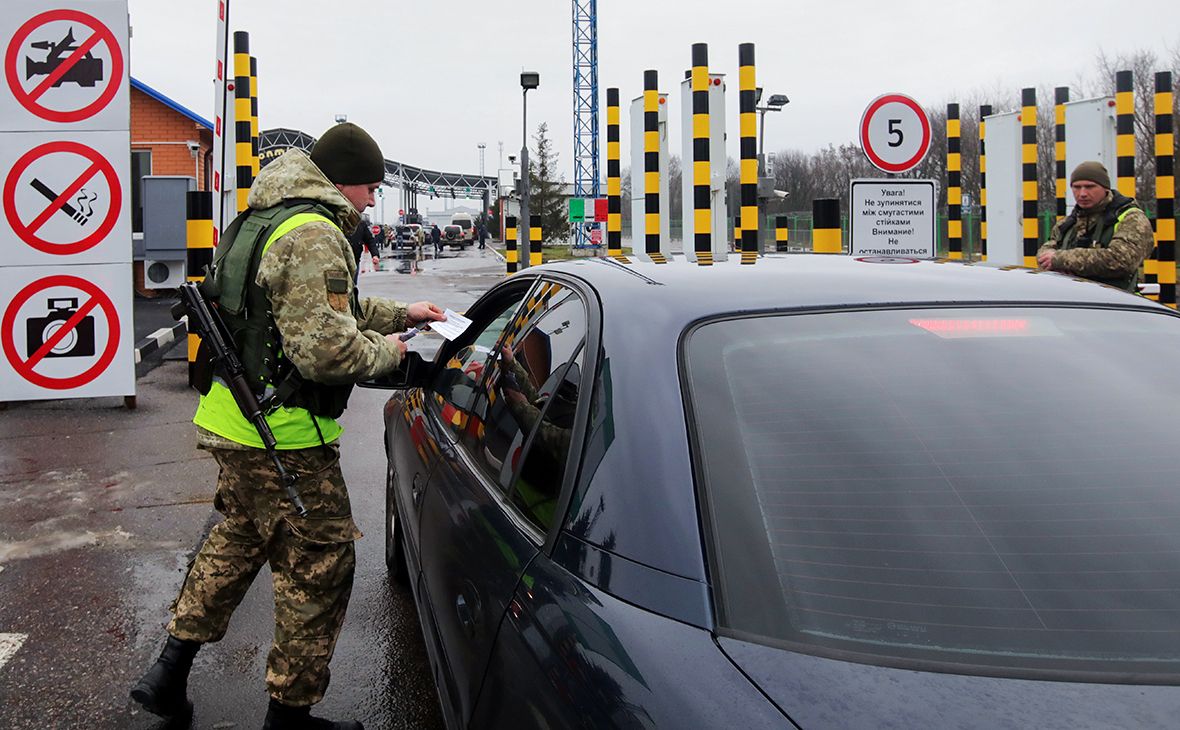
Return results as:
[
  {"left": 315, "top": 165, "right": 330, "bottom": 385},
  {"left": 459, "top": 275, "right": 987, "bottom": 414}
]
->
[{"left": 358, "top": 350, "right": 429, "bottom": 390}]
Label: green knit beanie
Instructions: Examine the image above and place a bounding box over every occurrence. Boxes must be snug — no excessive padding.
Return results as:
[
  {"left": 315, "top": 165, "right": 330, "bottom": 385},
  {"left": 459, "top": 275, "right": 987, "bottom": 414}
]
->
[
  {"left": 1070, "top": 161, "right": 1111, "bottom": 190},
  {"left": 310, "top": 122, "right": 385, "bottom": 185}
]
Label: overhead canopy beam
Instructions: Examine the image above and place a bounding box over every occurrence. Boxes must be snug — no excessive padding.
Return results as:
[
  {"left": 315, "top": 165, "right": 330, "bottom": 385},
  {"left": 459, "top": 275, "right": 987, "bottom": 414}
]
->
[{"left": 259, "top": 127, "right": 497, "bottom": 199}]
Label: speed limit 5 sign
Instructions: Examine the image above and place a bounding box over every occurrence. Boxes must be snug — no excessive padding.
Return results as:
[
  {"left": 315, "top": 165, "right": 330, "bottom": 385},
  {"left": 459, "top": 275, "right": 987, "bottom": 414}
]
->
[{"left": 859, "top": 93, "right": 931, "bottom": 174}]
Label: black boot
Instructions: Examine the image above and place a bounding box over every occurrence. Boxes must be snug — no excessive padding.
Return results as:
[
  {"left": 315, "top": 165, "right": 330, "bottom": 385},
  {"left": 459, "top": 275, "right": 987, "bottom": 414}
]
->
[
  {"left": 130, "top": 635, "right": 201, "bottom": 717},
  {"left": 262, "top": 697, "right": 363, "bottom": 730}
]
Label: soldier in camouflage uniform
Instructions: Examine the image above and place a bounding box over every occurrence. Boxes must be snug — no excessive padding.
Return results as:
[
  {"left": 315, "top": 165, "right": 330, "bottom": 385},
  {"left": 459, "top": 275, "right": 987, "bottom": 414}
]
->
[
  {"left": 1037, "top": 161, "right": 1155, "bottom": 292},
  {"left": 131, "top": 123, "right": 445, "bottom": 730}
]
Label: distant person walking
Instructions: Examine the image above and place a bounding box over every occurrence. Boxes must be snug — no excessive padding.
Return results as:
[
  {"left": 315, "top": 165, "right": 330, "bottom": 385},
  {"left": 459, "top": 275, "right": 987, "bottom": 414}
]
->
[
  {"left": 347, "top": 219, "right": 375, "bottom": 278},
  {"left": 431, "top": 223, "right": 442, "bottom": 255},
  {"left": 478, "top": 222, "right": 487, "bottom": 250}
]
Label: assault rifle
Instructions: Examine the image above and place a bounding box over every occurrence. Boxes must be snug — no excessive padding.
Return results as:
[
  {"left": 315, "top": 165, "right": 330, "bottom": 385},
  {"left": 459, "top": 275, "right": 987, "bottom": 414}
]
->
[{"left": 173, "top": 282, "right": 309, "bottom": 517}]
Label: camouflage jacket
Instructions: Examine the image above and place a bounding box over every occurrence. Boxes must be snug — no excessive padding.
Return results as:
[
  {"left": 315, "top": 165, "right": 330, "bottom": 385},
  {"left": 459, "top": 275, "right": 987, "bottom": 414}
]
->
[
  {"left": 250, "top": 149, "right": 408, "bottom": 384},
  {"left": 1038, "top": 192, "right": 1155, "bottom": 288}
]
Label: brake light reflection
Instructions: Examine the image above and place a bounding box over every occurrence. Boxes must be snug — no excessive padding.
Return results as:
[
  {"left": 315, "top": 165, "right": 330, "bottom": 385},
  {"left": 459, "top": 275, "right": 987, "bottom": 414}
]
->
[{"left": 909, "top": 318, "right": 1030, "bottom": 338}]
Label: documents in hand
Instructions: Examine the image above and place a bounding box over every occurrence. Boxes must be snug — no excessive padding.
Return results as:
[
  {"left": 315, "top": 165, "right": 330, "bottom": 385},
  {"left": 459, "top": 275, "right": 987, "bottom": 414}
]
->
[{"left": 429, "top": 309, "right": 472, "bottom": 341}]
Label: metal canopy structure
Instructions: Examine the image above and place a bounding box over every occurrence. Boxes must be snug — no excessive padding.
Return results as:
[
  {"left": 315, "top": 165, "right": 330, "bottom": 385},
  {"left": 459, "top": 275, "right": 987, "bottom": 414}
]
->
[{"left": 259, "top": 128, "right": 496, "bottom": 200}]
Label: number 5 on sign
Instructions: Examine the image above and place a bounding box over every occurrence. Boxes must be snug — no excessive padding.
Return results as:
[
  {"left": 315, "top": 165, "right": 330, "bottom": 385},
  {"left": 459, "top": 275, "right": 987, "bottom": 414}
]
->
[{"left": 860, "top": 94, "right": 931, "bottom": 174}]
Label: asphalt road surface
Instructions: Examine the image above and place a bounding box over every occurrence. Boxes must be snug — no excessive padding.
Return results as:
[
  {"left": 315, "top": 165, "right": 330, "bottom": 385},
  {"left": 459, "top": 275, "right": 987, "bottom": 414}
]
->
[{"left": 0, "top": 246, "right": 508, "bottom": 729}]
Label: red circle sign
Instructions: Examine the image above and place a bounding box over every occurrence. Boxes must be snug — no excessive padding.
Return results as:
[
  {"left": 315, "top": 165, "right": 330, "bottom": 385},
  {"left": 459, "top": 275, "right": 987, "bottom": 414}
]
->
[
  {"left": 3, "top": 140, "right": 122, "bottom": 255},
  {"left": 2, "top": 275, "right": 121, "bottom": 390},
  {"left": 859, "top": 94, "right": 932, "bottom": 174},
  {"left": 4, "top": 9, "right": 124, "bottom": 123}
]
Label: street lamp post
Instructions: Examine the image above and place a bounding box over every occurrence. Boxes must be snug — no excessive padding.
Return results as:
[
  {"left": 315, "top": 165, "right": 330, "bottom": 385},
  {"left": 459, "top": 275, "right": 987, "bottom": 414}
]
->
[
  {"left": 519, "top": 71, "right": 539, "bottom": 268},
  {"left": 755, "top": 89, "right": 789, "bottom": 253}
]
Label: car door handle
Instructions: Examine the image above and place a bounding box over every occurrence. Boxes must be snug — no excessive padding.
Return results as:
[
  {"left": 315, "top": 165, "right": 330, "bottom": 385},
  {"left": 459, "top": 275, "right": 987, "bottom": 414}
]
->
[
  {"left": 411, "top": 473, "right": 425, "bottom": 507},
  {"left": 455, "top": 592, "right": 478, "bottom": 637}
]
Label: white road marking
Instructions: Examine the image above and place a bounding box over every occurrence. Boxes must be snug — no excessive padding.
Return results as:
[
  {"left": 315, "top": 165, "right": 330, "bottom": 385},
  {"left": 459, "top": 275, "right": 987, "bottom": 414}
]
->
[{"left": 0, "top": 633, "right": 27, "bottom": 671}]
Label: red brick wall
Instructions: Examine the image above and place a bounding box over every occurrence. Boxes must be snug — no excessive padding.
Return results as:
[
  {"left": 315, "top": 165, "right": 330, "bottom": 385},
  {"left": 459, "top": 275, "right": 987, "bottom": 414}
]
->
[{"left": 130, "top": 87, "right": 212, "bottom": 189}]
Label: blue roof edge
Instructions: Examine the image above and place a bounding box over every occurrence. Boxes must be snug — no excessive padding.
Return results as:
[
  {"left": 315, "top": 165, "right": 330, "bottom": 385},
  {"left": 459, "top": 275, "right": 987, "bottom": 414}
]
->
[{"left": 130, "top": 76, "right": 213, "bottom": 131}]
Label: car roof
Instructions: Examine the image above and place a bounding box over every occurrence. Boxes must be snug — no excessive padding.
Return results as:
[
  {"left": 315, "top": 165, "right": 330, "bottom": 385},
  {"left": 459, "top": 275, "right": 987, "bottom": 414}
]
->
[{"left": 532, "top": 254, "right": 1168, "bottom": 321}]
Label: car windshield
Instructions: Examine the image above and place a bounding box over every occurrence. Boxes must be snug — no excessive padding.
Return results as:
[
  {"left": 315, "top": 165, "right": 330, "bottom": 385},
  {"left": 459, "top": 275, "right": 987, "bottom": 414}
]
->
[{"left": 685, "top": 306, "right": 1180, "bottom": 681}]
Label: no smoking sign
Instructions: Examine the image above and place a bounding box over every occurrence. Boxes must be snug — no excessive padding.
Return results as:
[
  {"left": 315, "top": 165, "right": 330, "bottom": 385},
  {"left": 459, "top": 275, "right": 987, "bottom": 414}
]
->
[
  {"left": 0, "top": 265, "right": 132, "bottom": 397},
  {"left": 0, "top": 2, "right": 128, "bottom": 131},
  {"left": 0, "top": 130, "right": 129, "bottom": 265}
]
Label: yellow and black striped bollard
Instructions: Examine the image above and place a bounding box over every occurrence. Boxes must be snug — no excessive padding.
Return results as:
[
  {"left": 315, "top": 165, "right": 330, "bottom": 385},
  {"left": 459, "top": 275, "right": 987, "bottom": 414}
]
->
[
  {"left": 775, "top": 216, "right": 788, "bottom": 252},
  {"left": 250, "top": 56, "right": 260, "bottom": 178},
  {"left": 186, "top": 191, "right": 214, "bottom": 386},
  {"left": 813, "top": 199, "right": 841, "bottom": 254},
  {"left": 233, "top": 32, "right": 253, "bottom": 213},
  {"left": 1055, "top": 87, "right": 1068, "bottom": 221},
  {"left": 946, "top": 103, "right": 962, "bottom": 259},
  {"left": 691, "top": 44, "right": 713, "bottom": 266},
  {"left": 1021, "top": 88, "right": 1038, "bottom": 268},
  {"left": 643, "top": 70, "right": 666, "bottom": 264},
  {"left": 1156, "top": 71, "right": 1175, "bottom": 308},
  {"left": 505, "top": 215, "right": 518, "bottom": 275},
  {"left": 1116, "top": 70, "right": 1152, "bottom": 295},
  {"left": 529, "top": 214, "right": 542, "bottom": 267},
  {"left": 739, "top": 43, "right": 759, "bottom": 265},
  {"left": 606, "top": 88, "right": 628, "bottom": 263},
  {"left": 979, "top": 104, "right": 991, "bottom": 261}
]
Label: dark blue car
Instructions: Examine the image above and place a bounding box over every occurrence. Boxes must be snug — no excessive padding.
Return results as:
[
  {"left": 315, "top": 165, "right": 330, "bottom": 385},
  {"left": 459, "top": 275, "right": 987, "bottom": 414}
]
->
[{"left": 367, "top": 255, "right": 1180, "bottom": 728}]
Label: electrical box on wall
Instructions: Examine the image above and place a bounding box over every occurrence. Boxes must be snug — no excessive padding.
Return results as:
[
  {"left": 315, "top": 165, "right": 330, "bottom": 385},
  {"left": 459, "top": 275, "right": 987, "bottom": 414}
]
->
[{"left": 142, "top": 176, "right": 195, "bottom": 289}]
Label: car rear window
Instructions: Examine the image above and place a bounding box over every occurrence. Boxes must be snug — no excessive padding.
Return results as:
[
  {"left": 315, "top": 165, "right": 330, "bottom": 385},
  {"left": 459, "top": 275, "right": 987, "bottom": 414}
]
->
[{"left": 685, "top": 306, "right": 1180, "bottom": 681}]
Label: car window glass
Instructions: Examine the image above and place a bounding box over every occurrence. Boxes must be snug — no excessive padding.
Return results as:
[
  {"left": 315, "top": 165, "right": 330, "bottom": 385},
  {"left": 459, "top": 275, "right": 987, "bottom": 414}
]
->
[
  {"left": 427, "top": 286, "right": 533, "bottom": 439},
  {"left": 508, "top": 345, "right": 585, "bottom": 532},
  {"left": 686, "top": 307, "right": 1180, "bottom": 680},
  {"left": 465, "top": 283, "right": 585, "bottom": 499}
]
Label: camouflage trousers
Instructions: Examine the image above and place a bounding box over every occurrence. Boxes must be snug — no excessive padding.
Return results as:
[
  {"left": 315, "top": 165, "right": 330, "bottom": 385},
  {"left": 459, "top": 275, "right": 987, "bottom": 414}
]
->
[{"left": 168, "top": 444, "right": 363, "bottom": 706}]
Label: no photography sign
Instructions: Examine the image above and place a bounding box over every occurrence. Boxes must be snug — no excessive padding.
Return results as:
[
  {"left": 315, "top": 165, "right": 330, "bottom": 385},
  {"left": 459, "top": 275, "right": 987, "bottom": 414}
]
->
[{"left": 0, "top": 266, "right": 132, "bottom": 397}]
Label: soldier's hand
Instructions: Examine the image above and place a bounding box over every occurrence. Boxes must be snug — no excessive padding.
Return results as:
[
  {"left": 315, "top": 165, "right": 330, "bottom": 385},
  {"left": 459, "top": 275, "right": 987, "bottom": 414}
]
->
[
  {"left": 1037, "top": 250, "right": 1056, "bottom": 270},
  {"left": 408, "top": 301, "right": 446, "bottom": 326},
  {"left": 386, "top": 334, "right": 408, "bottom": 358}
]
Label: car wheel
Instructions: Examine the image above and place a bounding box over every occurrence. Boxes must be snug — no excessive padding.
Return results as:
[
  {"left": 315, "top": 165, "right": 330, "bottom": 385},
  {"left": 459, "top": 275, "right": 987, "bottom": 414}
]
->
[{"left": 385, "top": 464, "right": 410, "bottom": 586}]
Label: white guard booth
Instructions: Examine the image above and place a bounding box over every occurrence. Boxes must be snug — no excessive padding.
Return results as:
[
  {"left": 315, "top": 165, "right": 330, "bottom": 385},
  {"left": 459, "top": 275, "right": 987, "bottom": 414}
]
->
[
  {"left": 630, "top": 93, "right": 671, "bottom": 260},
  {"left": 982, "top": 111, "right": 1023, "bottom": 267},
  {"left": 1064, "top": 97, "right": 1117, "bottom": 213},
  {"left": 679, "top": 73, "right": 729, "bottom": 263}
]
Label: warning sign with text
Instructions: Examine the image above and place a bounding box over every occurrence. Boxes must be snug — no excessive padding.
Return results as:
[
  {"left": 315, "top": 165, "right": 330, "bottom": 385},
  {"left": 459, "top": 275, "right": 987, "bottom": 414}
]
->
[
  {"left": 849, "top": 179, "right": 937, "bottom": 259},
  {"left": 0, "top": 263, "right": 133, "bottom": 399},
  {"left": 0, "top": 2, "right": 129, "bottom": 132}
]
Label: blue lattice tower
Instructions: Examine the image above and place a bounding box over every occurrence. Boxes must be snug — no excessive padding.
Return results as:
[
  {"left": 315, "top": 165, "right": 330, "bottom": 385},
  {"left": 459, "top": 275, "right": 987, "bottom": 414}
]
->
[{"left": 572, "top": 0, "right": 600, "bottom": 247}]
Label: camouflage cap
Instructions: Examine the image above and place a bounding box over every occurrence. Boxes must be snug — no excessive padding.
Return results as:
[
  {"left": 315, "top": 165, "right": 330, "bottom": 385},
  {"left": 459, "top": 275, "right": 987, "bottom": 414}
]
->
[
  {"left": 1070, "top": 161, "right": 1111, "bottom": 190},
  {"left": 311, "top": 122, "right": 385, "bottom": 185}
]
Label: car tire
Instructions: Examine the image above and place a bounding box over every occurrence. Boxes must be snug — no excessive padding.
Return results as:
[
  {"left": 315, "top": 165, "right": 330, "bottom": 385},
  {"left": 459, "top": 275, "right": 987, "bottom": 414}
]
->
[{"left": 385, "top": 464, "right": 410, "bottom": 587}]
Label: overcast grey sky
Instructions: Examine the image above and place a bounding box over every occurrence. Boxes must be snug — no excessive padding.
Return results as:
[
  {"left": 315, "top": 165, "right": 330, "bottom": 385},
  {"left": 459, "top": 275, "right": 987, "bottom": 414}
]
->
[{"left": 128, "top": 0, "right": 1177, "bottom": 183}]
